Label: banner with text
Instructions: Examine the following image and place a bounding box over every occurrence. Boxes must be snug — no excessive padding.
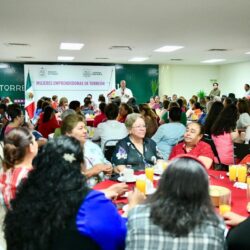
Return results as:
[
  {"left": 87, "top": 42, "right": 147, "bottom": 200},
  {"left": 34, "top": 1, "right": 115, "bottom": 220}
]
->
[{"left": 24, "top": 64, "right": 116, "bottom": 104}]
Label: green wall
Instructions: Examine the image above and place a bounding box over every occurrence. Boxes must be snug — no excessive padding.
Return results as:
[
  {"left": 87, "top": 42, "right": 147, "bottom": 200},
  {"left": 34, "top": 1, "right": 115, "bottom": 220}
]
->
[
  {"left": 116, "top": 64, "right": 159, "bottom": 104},
  {"left": 0, "top": 63, "right": 158, "bottom": 104},
  {"left": 0, "top": 63, "right": 25, "bottom": 105}
]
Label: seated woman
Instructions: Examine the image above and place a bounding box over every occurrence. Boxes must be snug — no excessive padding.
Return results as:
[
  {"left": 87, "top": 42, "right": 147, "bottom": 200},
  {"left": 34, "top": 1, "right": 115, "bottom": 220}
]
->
[
  {"left": 4, "top": 104, "right": 24, "bottom": 135},
  {"left": 211, "top": 104, "right": 240, "bottom": 166},
  {"left": 126, "top": 156, "right": 226, "bottom": 249},
  {"left": 117, "top": 103, "right": 133, "bottom": 123},
  {"left": 160, "top": 101, "right": 187, "bottom": 126},
  {"left": 169, "top": 122, "right": 214, "bottom": 169},
  {"left": 93, "top": 102, "right": 107, "bottom": 127},
  {"left": 38, "top": 106, "right": 60, "bottom": 138},
  {"left": 0, "top": 127, "right": 38, "bottom": 208},
  {"left": 236, "top": 98, "right": 250, "bottom": 143},
  {"left": 61, "top": 114, "right": 112, "bottom": 187},
  {"left": 4, "top": 136, "right": 141, "bottom": 250},
  {"left": 139, "top": 103, "right": 158, "bottom": 138},
  {"left": 92, "top": 103, "right": 128, "bottom": 149},
  {"left": 203, "top": 101, "right": 224, "bottom": 135},
  {"left": 186, "top": 98, "right": 196, "bottom": 118},
  {"left": 56, "top": 97, "right": 68, "bottom": 113},
  {"left": 81, "top": 97, "right": 94, "bottom": 115},
  {"left": 112, "top": 113, "right": 162, "bottom": 171},
  {"left": 152, "top": 107, "right": 186, "bottom": 160}
]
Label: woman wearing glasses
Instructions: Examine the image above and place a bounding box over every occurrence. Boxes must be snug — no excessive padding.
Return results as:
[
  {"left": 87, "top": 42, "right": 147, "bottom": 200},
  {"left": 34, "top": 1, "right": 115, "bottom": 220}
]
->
[{"left": 112, "top": 113, "right": 162, "bottom": 171}]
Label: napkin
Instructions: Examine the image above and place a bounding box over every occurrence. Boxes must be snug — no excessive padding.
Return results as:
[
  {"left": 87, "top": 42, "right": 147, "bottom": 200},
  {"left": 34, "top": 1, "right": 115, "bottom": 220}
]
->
[{"left": 233, "top": 182, "right": 247, "bottom": 189}]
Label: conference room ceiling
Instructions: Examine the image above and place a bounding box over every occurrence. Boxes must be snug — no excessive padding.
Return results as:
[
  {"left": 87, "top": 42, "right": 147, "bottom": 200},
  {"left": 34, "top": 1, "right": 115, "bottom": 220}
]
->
[{"left": 1, "top": 0, "right": 250, "bottom": 65}]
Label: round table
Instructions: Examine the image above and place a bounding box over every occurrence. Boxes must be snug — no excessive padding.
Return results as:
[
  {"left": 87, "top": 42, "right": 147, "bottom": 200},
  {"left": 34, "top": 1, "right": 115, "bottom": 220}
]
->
[{"left": 94, "top": 169, "right": 249, "bottom": 217}]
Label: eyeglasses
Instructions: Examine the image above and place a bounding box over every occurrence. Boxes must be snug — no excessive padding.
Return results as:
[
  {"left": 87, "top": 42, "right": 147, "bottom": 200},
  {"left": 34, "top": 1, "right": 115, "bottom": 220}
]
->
[{"left": 132, "top": 125, "right": 147, "bottom": 129}]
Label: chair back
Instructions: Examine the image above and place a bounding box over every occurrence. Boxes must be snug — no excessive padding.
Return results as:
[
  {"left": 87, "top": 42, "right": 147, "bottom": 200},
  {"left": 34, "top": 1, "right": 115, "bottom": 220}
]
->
[
  {"left": 103, "top": 139, "right": 120, "bottom": 162},
  {"left": 234, "top": 143, "right": 250, "bottom": 163}
]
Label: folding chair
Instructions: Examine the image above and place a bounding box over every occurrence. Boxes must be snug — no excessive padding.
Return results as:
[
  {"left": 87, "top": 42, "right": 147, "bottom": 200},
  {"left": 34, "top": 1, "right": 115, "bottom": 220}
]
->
[{"left": 103, "top": 139, "right": 120, "bottom": 162}]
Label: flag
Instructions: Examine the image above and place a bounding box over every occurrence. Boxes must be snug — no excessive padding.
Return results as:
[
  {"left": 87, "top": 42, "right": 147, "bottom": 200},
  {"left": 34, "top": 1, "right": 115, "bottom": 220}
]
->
[{"left": 25, "top": 72, "right": 35, "bottom": 119}]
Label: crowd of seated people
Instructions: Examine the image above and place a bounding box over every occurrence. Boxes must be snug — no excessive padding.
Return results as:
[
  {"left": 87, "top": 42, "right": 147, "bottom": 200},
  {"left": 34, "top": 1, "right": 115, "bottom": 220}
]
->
[{"left": 0, "top": 90, "right": 249, "bottom": 250}]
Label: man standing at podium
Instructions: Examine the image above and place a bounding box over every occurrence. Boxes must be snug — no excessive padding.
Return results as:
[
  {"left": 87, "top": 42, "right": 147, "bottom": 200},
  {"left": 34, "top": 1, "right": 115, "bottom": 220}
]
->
[{"left": 116, "top": 80, "right": 133, "bottom": 103}]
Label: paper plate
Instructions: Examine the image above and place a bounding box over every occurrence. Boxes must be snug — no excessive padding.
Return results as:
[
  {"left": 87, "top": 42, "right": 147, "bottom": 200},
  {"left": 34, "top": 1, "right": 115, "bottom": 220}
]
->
[{"left": 117, "top": 176, "right": 136, "bottom": 183}]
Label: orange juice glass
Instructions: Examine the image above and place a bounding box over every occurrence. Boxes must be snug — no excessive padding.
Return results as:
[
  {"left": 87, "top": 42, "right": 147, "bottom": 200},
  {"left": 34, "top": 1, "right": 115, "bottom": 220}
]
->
[
  {"left": 136, "top": 179, "right": 146, "bottom": 194},
  {"left": 238, "top": 165, "right": 247, "bottom": 183},
  {"left": 219, "top": 192, "right": 231, "bottom": 215},
  {"left": 229, "top": 165, "right": 237, "bottom": 182},
  {"left": 145, "top": 167, "right": 154, "bottom": 182}
]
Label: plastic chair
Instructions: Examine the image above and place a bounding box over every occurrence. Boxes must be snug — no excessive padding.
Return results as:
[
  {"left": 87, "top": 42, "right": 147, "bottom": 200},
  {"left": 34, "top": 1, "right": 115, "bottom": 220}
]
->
[{"left": 103, "top": 139, "right": 119, "bottom": 162}]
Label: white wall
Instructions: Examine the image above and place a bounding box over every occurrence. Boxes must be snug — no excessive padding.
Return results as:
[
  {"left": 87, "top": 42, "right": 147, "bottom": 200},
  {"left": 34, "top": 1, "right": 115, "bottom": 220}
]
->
[
  {"left": 159, "top": 61, "right": 250, "bottom": 100},
  {"left": 159, "top": 64, "right": 219, "bottom": 100},
  {"left": 218, "top": 61, "right": 250, "bottom": 98}
]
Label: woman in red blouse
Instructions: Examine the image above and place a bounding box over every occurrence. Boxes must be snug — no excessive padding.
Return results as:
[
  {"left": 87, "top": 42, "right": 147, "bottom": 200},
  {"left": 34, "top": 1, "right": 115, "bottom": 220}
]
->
[{"left": 38, "top": 106, "right": 60, "bottom": 138}]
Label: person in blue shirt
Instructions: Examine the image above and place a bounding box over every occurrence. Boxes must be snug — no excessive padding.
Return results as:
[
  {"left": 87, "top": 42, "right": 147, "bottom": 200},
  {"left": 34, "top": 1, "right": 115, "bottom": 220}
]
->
[
  {"left": 4, "top": 136, "right": 141, "bottom": 250},
  {"left": 152, "top": 107, "right": 186, "bottom": 160}
]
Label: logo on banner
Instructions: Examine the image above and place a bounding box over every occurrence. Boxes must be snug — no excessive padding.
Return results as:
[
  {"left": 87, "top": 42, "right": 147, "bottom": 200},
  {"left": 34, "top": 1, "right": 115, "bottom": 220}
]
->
[
  {"left": 39, "top": 67, "right": 47, "bottom": 77},
  {"left": 83, "top": 70, "right": 91, "bottom": 77}
]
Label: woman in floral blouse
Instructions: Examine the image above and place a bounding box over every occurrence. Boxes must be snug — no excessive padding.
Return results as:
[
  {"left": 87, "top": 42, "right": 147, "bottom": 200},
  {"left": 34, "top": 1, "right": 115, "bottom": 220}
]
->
[{"left": 112, "top": 113, "right": 162, "bottom": 171}]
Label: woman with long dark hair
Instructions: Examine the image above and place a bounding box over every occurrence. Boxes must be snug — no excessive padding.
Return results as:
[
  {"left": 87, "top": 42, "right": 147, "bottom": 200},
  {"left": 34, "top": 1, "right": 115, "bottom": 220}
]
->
[
  {"left": 38, "top": 105, "right": 60, "bottom": 138},
  {"left": 4, "top": 136, "right": 129, "bottom": 250},
  {"left": 204, "top": 101, "right": 224, "bottom": 135},
  {"left": 126, "top": 156, "right": 226, "bottom": 249},
  {"left": 4, "top": 105, "right": 24, "bottom": 135},
  {"left": 211, "top": 104, "right": 240, "bottom": 166}
]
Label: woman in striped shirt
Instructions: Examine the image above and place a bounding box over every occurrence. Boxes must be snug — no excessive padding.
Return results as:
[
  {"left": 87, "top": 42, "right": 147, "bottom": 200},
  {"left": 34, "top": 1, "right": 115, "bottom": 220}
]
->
[{"left": 0, "top": 127, "right": 38, "bottom": 208}]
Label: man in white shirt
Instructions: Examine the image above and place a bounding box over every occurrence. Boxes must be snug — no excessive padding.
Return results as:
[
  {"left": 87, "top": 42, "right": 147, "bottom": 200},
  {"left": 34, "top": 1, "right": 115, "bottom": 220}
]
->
[
  {"left": 116, "top": 80, "right": 133, "bottom": 103},
  {"left": 244, "top": 84, "right": 250, "bottom": 97}
]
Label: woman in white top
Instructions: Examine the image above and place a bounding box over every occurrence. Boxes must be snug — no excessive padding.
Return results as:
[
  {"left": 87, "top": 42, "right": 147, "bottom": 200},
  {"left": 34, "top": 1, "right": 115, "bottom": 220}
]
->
[
  {"left": 236, "top": 98, "right": 250, "bottom": 143},
  {"left": 61, "top": 114, "right": 112, "bottom": 187}
]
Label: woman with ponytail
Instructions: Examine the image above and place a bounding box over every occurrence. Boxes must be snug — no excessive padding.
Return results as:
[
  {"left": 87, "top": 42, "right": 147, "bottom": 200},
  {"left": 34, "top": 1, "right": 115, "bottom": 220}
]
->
[{"left": 0, "top": 127, "right": 38, "bottom": 208}]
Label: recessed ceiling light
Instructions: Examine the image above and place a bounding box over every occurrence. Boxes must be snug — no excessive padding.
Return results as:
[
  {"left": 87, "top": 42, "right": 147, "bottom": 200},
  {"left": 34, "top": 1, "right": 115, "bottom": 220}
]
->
[
  {"left": 128, "top": 57, "right": 149, "bottom": 62},
  {"left": 95, "top": 57, "right": 109, "bottom": 60},
  {"left": 6, "top": 42, "right": 30, "bottom": 47},
  {"left": 0, "top": 63, "right": 9, "bottom": 69},
  {"left": 57, "top": 56, "right": 74, "bottom": 61},
  {"left": 16, "top": 56, "right": 34, "bottom": 59},
  {"left": 170, "top": 58, "right": 183, "bottom": 61},
  {"left": 208, "top": 49, "right": 228, "bottom": 52},
  {"left": 154, "top": 45, "right": 184, "bottom": 52},
  {"left": 110, "top": 46, "right": 132, "bottom": 51},
  {"left": 201, "top": 59, "right": 226, "bottom": 63},
  {"left": 245, "top": 52, "right": 250, "bottom": 55},
  {"left": 60, "top": 43, "right": 84, "bottom": 50}
]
